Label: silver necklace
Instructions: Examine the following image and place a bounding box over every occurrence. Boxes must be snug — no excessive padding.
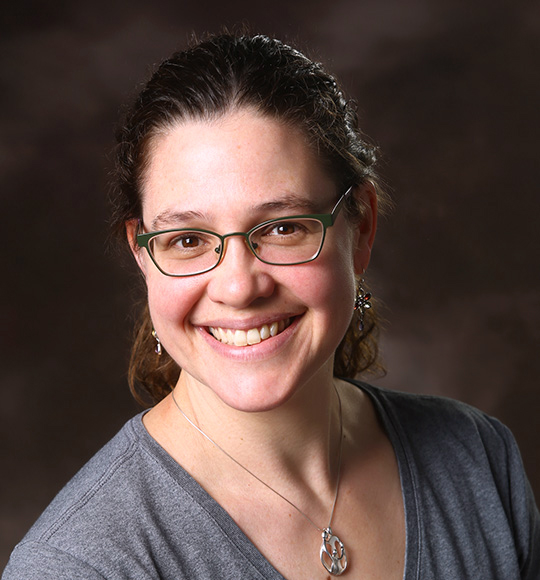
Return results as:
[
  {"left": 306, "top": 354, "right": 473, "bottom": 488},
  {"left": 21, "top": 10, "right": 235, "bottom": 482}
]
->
[{"left": 171, "top": 385, "right": 348, "bottom": 576}]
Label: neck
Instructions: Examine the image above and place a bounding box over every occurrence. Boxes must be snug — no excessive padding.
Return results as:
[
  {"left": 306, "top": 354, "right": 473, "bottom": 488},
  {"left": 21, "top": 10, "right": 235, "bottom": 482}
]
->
[{"left": 171, "top": 367, "right": 342, "bottom": 493}]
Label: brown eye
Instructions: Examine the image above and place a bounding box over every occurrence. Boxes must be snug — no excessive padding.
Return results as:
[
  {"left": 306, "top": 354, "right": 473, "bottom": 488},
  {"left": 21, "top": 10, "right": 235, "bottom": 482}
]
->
[
  {"left": 262, "top": 221, "right": 304, "bottom": 237},
  {"left": 163, "top": 232, "right": 212, "bottom": 257},
  {"left": 176, "top": 235, "right": 200, "bottom": 248},
  {"left": 275, "top": 223, "right": 296, "bottom": 235}
]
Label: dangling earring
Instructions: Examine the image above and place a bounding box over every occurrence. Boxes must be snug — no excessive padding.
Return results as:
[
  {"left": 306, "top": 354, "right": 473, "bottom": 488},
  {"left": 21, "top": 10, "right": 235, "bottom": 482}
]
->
[
  {"left": 152, "top": 329, "right": 162, "bottom": 356},
  {"left": 354, "top": 279, "right": 372, "bottom": 333}
]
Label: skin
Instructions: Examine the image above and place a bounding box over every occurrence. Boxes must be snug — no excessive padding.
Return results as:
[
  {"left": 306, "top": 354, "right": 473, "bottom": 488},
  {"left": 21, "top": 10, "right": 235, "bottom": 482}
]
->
[
  {"left": 126, "top": 109, "right": 404, "bottom": 579},
  {"left": 128, "top": 109, "right": 375, "bottom": 413}
]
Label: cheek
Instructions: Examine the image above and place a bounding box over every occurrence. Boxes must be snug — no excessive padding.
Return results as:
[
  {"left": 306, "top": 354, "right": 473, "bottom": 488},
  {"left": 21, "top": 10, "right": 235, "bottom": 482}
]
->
[
  {"left": 145, "top": 274, "right": 201, "bottom": 332},
  {"left": 293, "top": 245, "right": 357, "bottom": 324},
  {"left": 319, "top": 240, "right": 357, "bottom": 329}
]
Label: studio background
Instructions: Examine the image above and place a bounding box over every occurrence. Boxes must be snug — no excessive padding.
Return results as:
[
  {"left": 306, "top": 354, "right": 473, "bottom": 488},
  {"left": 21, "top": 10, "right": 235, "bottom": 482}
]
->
[{"left": 1, "top": 0, "right": 539, "bottom": 567}]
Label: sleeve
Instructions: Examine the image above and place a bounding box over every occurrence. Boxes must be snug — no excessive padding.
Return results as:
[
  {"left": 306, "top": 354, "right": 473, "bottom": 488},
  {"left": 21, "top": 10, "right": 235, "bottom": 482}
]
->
[
  {"left": 495, "top": 420, "right": 540, "bottom": 580},
  {"left": 2, "top": 541, "right": 107, "bottom": 580}
]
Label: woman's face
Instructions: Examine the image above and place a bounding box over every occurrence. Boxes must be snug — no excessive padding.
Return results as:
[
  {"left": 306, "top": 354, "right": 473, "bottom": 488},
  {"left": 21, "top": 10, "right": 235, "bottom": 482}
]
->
[{"left": 127, "top": 110, "right": 375, "bottom": 412}]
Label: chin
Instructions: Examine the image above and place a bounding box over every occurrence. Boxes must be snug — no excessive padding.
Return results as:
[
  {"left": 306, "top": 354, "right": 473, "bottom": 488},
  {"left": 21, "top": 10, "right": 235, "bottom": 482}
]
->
[
  {"left": 185, "top": 367, "right": 301, "bottom": 414},
  {"left": 214, "top": 382, "right": 296, "bottom": 414}
]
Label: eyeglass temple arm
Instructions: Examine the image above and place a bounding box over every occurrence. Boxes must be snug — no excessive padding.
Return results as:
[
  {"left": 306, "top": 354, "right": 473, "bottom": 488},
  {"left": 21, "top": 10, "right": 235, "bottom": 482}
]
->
[{"left": 330, "top": 185, "right": 354, "bottom": 224}]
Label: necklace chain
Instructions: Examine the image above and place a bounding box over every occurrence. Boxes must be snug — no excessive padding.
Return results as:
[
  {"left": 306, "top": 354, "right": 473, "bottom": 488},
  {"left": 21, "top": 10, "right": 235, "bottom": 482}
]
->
[{"left": 171, "top": 384, "right": 344, "bottom": 533}]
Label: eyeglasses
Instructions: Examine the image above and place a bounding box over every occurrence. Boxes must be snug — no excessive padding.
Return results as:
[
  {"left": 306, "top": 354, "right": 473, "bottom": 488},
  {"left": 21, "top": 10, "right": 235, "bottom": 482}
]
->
[{"left": 136, "top": 185, "right": 353, "bottom": 277}]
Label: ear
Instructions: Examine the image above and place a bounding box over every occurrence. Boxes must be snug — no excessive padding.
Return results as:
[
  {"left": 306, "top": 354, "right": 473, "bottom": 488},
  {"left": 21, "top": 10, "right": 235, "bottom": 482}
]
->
[
  {"left": 125, "top": 219, "right": 148, "bottom": 276},
  {"left": 352, "top": 181, "right": 378, "bottom": 275}
]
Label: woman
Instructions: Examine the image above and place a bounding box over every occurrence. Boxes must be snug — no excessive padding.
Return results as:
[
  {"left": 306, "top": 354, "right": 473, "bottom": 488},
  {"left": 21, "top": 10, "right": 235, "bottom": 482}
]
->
[{"left": 4, "top": 33, "right": 539, "bottom": 579}]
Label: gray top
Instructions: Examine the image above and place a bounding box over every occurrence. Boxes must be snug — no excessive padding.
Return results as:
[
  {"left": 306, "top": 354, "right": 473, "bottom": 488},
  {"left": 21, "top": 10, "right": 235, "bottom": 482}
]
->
[{"left": 3, "top": 381, "right": 539, "bottom": 579}]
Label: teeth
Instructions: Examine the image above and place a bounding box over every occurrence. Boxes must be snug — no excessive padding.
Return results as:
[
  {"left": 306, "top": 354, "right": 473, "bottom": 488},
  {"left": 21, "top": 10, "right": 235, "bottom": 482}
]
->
[
  {"left": 247, "top": 329, "right": 261, "bottom": 345},
  {"left": 234, "top": 330, "right": 247, "bottom": 346},
  {"left": 209, "top": 319, "right": 291, "bottom": 346}
]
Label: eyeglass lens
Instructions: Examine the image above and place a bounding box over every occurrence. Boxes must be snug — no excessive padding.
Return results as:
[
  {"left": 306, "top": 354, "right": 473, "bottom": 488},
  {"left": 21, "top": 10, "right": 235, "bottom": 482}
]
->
[{"left": 148, "top": 218, "right": 325, "bottom": 276}]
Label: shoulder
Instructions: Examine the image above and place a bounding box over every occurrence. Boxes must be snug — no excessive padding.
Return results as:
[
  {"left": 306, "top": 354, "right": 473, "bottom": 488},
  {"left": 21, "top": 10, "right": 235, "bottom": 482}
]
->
[
  {"left": 3, "top": 541, "right": 107, "bottom": 580},
  {"left": 353, "top": 380, "right": 524, "bottom": 492},
  {"left": 347, "top": 380, "right": 540, "bottom": 578},
  {"left": 3, "top": 415, "right": 149, "bottom": 578},
  {"left": 341, "top": 379, "right": 521, "bottom": 497},
  {"left": 25, "top": 414, "right": 145, "bottom": 539},
  {"left": 3, "top": 413, "right": 278, "bottom": 580},
  {"left": 353, "top": 380, "right": 512, "bottom": 454}
]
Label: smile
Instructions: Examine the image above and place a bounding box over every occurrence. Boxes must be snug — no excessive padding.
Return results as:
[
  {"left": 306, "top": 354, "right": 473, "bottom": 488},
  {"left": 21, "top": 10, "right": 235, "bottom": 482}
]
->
[{"left": 208, "top": 318, "right": 292, "bottom": 346}]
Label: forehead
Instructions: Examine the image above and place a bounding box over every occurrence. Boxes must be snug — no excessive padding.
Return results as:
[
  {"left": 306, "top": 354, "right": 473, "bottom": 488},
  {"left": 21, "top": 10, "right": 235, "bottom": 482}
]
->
[{"left": 140, "top": 110, "right": 337, "bottom": 226}]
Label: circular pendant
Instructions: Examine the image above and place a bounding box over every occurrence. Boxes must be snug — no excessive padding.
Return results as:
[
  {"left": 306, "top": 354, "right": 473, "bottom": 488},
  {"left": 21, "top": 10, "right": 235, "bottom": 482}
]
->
[{"left": 320, "top": 527, "right": 348, "bottom": 575}]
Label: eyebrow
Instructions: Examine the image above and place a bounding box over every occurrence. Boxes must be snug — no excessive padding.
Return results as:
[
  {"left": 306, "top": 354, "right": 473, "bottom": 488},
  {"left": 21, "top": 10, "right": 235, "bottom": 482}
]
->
[
  {"left": 150, "top": 210, "right": 208, "bottom": 231},
  {"left": 252, "top": 194, "right": 323, "bottom": 214},
  {"left": 149, "top": 193, "right": 329, "bottom": 231}
]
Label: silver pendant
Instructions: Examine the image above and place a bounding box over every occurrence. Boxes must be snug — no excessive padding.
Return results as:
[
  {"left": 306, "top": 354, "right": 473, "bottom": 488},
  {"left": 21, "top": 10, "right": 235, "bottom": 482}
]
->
[{"left": 320, "top": 527, "right": 348, "bottom": 575}]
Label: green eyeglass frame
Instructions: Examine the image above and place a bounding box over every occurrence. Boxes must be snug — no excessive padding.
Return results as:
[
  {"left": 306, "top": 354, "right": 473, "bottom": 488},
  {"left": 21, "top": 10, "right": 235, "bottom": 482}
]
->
[{"left": 136, "top": 185, "right": 354, "bottom": 277}]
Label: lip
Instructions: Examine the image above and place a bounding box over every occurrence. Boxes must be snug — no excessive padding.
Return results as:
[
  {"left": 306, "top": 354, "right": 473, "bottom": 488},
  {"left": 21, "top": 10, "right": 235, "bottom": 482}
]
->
[{"left": 196, "top": 314, "right": 302, "bottom": 361}]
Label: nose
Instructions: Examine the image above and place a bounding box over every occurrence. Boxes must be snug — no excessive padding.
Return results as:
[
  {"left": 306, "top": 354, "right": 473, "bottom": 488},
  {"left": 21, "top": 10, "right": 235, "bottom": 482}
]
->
[{"left": 206, "top": 235, "right": 275, "bottom": 308}]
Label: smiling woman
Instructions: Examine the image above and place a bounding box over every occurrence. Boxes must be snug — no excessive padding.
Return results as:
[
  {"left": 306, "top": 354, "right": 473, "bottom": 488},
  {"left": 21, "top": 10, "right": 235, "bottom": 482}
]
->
[
  {"left": 3, "top": 33, "right": 539, "bottom": 580},
  {"left": 126, "top": 111, "right": 368, "bottom": 415},
  {"left": 113, "top": 34, "right": 386, "bottom": 407}
]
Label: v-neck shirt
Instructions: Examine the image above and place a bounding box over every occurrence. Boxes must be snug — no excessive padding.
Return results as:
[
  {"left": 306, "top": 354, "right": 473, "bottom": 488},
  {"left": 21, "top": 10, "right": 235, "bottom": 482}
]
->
[{"left": 3, "top": 381, "right": 539, "bottom": 579}]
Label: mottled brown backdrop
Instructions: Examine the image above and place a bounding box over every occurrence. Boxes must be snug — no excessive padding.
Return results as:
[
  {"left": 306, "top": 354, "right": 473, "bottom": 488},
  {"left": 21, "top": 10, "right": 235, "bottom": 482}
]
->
[{"left": 1, "top": 0, "right": 539, "bottom": 567}]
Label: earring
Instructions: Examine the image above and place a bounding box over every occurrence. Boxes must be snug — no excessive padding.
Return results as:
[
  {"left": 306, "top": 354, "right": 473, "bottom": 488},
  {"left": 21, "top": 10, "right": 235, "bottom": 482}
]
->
[
  {"left": 354, "top": 280, "right": 372, "bottom": 333},
  {"left": 152, "top": 329, "right": 162, "bottom": 356}
]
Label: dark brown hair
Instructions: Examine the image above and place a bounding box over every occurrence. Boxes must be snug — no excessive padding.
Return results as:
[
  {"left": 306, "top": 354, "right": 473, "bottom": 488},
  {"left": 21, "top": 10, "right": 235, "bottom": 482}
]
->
[{"left": 110, "top": 33, "right": 389, "bottom": 407}]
